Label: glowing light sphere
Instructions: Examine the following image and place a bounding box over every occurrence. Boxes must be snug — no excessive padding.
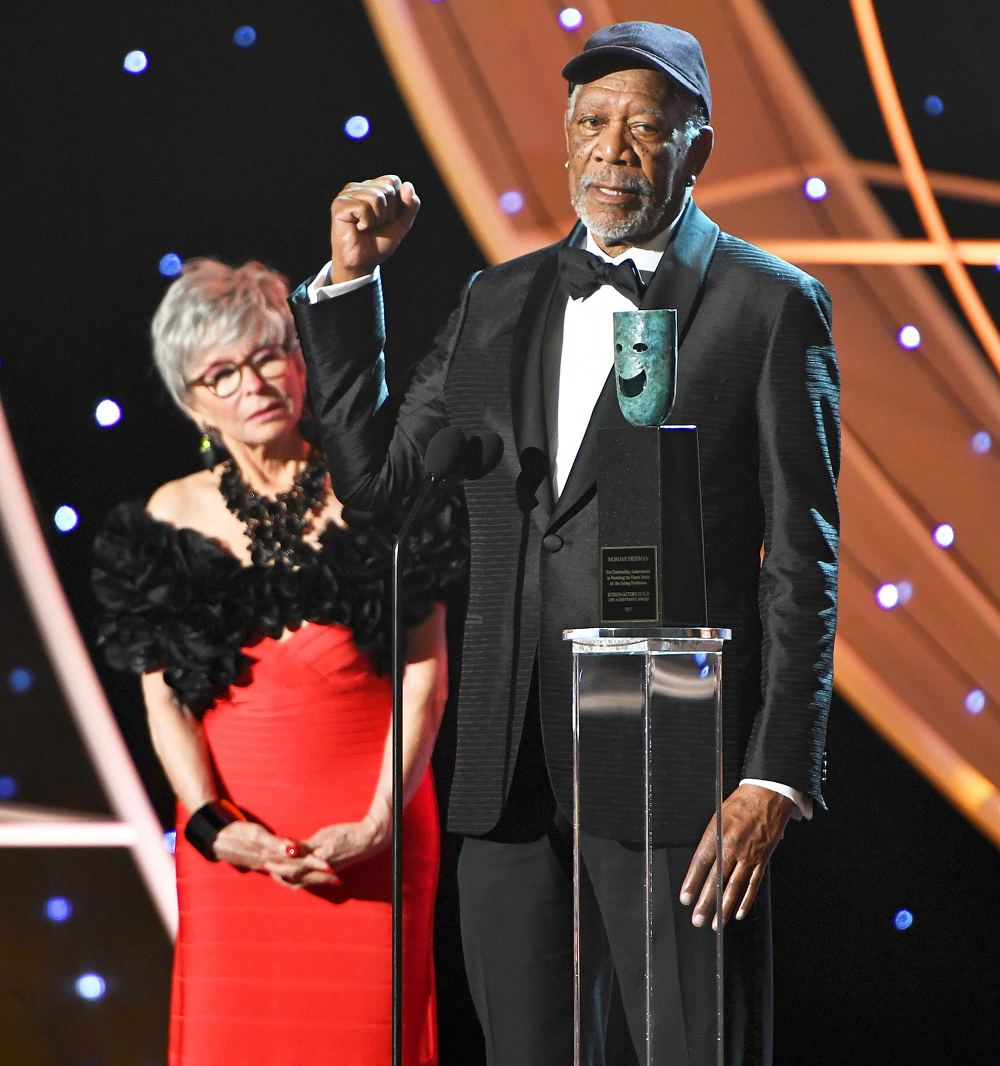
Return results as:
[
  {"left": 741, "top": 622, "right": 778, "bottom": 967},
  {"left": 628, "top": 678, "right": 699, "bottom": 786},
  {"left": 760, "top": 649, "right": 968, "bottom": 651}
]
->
[
  {"left": 932, "top": 523, "right": 955, "bottom": 548},
  {"left": 164, "top": 830, "right": 177, "bottom": 854},
  {"left": 896, "top": 580, "right": 913, "bottom": 605},
  {"left": 964, "top": 689, "right": 986, "bottom": 715},
  {"left": 54, "top": 505, "right": 79, "bottom": 533},
  {"left": 233, "top": 25, "right": 257, "bottom": 48},
  {"left": 970, "top": 430, "right": 992, "bottom": 455},
  {"left": 94, "top": 399, "right": 122, "bottom": 427},
  {"left": 123, "top": 50, "right": 148, "bottom": 75},
  {"left": 158, "top": 253, "right": 183, "bottom": 278},
  {"left": 0, "top": 776, "right": 18, "bottom": 799},
  {"left": 75, "top": 973, "right": 107, "bottom": 1001},
  {"left": 7, "top": 667, "right": 34, "bottom": 694},
  {"left": 344, "top": 115, "right": 371, "bottom": 140},
  {"left": 923, "top": 95, "right": 944, "bottom": 117},
  {"left": 558, "top": 7, "right": 584, "bottom": 30},
  {"left": 875, "top": 583, "right": 900, "bottom": 610},
  {"left": 45, "top": 897, "right": 73, "bottom": 922},
  {"left": 498, "top": 190, "right": 525, "bottom": 215},
  {"left": 803, "top": 177, "right": 828, "bottom": 201},
  {"left": 897, "top": 324, "right": 921, "bottom": 350},
  {"left": 893, "top": 909, "right": 914, "bottom": 931}
]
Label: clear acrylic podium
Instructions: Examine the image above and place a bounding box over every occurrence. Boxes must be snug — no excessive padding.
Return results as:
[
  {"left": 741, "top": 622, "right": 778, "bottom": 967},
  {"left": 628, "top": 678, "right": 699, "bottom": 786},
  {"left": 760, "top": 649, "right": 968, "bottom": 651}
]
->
[{"left": 564, "top": 627, "right": 730, "bottom": 1066}]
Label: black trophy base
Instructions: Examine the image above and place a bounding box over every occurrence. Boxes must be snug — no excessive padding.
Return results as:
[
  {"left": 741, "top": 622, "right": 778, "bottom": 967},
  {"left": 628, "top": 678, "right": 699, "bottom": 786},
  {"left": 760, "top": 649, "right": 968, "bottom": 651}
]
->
[{"left": 597, "top": 425, "right": 708, "bottom": 626}]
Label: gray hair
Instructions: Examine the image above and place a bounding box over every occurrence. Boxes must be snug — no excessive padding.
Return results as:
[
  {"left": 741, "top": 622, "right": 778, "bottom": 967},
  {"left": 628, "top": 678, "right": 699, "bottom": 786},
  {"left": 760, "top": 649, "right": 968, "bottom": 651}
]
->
[
  {"left": 566, "top": 82, "right": 708, "bottom": 147},
  {"left": 150, "top": 258, "right": 298, "bottom": 409}
]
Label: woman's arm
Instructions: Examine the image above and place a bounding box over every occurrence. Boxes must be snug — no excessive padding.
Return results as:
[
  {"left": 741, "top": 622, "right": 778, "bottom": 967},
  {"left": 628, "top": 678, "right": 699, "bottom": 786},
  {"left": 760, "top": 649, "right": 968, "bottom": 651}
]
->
[
  {"left": 142, "top": 670, "right": 327, "bottom": 875},
  {"left": 274, "top": 604, "right": 448, "bottom": 880}
]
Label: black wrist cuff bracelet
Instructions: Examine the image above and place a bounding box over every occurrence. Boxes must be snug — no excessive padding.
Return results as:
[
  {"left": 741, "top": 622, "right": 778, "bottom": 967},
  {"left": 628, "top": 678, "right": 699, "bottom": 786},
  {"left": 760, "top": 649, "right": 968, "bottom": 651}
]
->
[{"left": 184, "top": 799, "right": 243, "bottom": 862}]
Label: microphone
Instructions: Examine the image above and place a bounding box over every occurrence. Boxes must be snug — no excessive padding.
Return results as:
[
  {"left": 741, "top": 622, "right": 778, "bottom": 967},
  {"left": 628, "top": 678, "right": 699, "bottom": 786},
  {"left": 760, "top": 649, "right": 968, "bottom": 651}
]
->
[
  {"left": 422, "top": 425, "right": 470, "bottom": 481},
  {"left": 464, "top": 431, "right": 504, "bottom": 481}
]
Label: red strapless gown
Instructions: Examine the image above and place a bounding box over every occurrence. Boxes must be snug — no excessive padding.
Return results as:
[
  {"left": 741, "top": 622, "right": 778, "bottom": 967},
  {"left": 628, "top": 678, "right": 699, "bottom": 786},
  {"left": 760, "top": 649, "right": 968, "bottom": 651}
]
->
[{"left": 169, "top": 623, "right": 439, "bottom": 1066}]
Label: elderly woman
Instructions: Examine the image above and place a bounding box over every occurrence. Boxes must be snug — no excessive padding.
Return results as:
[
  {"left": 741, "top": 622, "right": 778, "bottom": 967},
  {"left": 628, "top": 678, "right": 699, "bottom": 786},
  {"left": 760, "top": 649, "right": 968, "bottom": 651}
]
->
[{"left": 93, "top": 259, "right": 460, "bottom": 1066}]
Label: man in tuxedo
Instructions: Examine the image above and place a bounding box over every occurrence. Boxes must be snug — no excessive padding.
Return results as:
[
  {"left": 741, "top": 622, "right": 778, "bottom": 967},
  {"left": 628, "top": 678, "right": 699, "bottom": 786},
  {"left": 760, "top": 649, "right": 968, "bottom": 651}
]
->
[{"left": 292, "top": 21, "right": 839, "bottom": 1066}]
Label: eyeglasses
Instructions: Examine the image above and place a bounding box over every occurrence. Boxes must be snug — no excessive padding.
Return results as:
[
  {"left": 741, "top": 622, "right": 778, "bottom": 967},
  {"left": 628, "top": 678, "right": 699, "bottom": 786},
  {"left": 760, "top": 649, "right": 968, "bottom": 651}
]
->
[{"left": 186, "top": 346, "right": 293, "bottom": 399}]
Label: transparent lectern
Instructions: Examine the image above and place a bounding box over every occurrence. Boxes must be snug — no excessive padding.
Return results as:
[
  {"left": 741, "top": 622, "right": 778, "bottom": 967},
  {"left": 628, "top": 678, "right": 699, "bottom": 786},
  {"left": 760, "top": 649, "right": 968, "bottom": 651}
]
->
[{"left": 564, "top": 626, "right": 729, "bottom": 1066}]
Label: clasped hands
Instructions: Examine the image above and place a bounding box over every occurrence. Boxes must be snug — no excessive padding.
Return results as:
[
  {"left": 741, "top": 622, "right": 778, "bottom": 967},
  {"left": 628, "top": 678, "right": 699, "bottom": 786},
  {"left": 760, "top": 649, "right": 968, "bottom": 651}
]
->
[{"left": 213, "top": 813, "right": 390, "bottom": 891}]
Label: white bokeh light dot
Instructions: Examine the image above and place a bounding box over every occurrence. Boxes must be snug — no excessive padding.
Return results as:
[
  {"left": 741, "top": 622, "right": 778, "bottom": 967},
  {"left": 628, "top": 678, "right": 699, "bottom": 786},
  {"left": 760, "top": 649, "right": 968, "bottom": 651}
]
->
[
  {"left": 123, "top": 50, "right": 148, "bottom": 75},
  {"left": 95, "top": 399, "right": 122, "bottom": 427},
  {"left": 54, "top": 505, "right": 79, "bottom": 533},
  {"left": 75, "top": 973, "right": 107, "bottom": 1001}
]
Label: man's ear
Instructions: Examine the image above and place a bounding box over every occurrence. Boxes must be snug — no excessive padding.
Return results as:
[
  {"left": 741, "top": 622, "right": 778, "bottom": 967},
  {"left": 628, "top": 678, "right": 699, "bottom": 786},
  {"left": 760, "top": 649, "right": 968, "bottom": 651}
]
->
[{"left": 688, "top": 124, "right": 715, "bottom": 181}]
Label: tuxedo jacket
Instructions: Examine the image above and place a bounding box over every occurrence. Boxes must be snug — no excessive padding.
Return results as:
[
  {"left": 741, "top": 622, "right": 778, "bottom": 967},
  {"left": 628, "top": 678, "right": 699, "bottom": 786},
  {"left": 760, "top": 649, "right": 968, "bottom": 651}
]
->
[{"left": 292, "top": 202, "right": 840, "bottom": 843}]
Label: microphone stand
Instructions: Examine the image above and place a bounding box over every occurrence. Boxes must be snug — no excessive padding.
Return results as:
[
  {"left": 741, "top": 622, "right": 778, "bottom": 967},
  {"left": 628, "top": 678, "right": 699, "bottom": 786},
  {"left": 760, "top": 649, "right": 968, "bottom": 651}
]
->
[{"left": 390, "top": 477, "right": 435, "bottom": 1066}]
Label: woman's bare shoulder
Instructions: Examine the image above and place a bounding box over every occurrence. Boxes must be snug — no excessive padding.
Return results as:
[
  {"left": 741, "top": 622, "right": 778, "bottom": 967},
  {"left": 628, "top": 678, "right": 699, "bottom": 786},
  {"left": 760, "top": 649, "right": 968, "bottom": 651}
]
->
[{"left": 147, "top": 469, "right": 218, "bottom": 528}]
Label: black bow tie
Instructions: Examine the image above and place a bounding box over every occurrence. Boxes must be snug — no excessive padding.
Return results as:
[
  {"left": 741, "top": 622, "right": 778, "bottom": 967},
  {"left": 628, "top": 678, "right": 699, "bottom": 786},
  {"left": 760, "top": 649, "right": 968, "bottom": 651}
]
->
[{"left": 557, "top": 246, "right": 645, "bottom": 305}]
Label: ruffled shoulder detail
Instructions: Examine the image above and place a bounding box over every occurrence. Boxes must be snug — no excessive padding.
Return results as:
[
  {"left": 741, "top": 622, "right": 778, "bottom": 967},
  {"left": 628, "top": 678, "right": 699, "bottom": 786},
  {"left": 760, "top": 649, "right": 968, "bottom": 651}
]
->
[{"left": 92, "top": 495, "right": 467, "bottom": 717}]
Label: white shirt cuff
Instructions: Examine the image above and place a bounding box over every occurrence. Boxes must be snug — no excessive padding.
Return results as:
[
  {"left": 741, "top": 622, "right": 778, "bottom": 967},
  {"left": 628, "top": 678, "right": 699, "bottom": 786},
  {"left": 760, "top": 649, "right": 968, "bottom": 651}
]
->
[
  {"left": 306, "top": 263, "right": 380, "bottom": 304},
  {"left": 739, "top": 778, "right": 813, "bottom": 821}
]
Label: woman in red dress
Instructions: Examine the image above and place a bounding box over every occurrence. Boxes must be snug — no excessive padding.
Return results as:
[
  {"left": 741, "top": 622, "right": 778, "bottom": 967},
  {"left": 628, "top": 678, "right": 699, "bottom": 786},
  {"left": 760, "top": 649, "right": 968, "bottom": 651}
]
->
[{"left": 93, "top": 259, "right": 460, "bottom": 1065}]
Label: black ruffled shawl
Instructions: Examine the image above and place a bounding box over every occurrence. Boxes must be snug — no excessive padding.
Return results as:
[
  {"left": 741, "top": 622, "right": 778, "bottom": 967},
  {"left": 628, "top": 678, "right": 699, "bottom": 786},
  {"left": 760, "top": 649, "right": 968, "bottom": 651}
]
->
[{"left": 92, "top": 498, "right": 466, "bottom": 717}]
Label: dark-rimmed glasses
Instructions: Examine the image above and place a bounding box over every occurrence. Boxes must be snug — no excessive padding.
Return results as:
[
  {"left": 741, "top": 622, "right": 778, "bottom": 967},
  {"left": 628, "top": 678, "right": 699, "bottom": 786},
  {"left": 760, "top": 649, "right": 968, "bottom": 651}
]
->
[{"left": 186, "top": 346, "right": 292, "bottom": 399}]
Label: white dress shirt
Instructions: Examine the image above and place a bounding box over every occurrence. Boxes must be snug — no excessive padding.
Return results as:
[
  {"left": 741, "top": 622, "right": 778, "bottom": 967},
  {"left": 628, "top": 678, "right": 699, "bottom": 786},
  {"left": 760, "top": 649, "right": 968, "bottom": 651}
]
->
[{"left": 308, "top": 223, "right": 811, "bottom": 819}]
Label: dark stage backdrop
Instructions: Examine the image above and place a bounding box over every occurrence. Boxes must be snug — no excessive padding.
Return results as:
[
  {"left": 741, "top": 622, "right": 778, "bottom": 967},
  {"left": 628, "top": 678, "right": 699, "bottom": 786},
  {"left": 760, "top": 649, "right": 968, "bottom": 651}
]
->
[{"left": 1, "top": 3, "right": 997, "bottom": 1064}]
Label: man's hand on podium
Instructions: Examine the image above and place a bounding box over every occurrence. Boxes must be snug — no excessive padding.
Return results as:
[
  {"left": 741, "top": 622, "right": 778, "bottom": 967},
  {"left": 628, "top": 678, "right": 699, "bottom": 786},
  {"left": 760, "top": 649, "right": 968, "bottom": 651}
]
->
[{"left": 679, "top": 783, "right": 794, "bottom": 930}]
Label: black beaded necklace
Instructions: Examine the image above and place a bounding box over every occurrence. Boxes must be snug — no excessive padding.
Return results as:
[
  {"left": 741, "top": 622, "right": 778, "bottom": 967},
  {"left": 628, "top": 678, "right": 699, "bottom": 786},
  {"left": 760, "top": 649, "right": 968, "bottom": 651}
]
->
[{"left": 218, "top": 450, "right": 328, "bottom": 566}]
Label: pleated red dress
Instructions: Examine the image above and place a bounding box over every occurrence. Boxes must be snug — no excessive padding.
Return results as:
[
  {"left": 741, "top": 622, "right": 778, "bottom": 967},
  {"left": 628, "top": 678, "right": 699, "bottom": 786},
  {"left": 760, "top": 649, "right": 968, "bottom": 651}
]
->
[{"left": 169, "top": 623, "right": 439, "bottom": 1066}]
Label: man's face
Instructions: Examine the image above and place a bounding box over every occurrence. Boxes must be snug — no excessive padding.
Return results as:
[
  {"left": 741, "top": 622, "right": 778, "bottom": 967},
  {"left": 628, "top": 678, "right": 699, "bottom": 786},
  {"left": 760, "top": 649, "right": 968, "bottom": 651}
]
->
[{"left": 565, "top": 68, "right": 711, "bottom": 252}]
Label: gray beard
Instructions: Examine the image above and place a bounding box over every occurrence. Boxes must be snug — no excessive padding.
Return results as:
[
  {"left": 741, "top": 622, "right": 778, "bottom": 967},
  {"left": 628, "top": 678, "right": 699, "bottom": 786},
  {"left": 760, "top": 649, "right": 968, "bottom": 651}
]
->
[{"left": 570, "top": 184, "right": 672, "bottom": 246}]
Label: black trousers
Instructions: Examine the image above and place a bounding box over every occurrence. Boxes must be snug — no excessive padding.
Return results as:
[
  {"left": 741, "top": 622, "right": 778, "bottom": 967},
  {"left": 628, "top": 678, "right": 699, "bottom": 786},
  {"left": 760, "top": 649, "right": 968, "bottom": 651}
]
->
[{"left": 456, "top": 683, "right": 772, "bottom": 1066}]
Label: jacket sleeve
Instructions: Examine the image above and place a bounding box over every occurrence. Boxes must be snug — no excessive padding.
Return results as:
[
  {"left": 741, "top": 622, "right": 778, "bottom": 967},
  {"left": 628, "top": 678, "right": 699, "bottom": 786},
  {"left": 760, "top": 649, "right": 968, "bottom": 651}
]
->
[
  {"left": 290, "top": 272, "right": 476, "bottom": 510},
  {"left": 741, "top": 277, "right": 840, "bottom": 807}
]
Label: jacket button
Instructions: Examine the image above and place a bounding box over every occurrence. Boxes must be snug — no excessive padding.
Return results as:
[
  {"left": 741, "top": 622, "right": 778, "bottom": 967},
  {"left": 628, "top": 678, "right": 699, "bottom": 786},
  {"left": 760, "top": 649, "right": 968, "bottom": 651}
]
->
[{"left": 542, "top": 534, "right": 564, "bottom": 553}]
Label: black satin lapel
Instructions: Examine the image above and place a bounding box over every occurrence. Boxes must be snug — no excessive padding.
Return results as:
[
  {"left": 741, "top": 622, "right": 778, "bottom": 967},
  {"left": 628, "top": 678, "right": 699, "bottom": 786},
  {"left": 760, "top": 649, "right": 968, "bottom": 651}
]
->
[
  {"left": 640, "top": 201, "right": 720, "bottom": 340},
  {"left": 549, "top": 367, "right": 624, "bottom": 529}
]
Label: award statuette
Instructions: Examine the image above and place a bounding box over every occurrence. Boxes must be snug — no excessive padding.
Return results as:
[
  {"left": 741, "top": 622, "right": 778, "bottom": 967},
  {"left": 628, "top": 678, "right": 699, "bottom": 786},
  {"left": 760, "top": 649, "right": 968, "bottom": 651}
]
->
[{"left": 598, "top": 308, "right": 708, "bottom": 625}]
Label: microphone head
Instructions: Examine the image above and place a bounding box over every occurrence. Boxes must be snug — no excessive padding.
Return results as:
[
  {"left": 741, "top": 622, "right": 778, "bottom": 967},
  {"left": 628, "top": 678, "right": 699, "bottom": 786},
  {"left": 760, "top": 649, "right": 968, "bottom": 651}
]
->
[
  {"left": 466, "top": 431, "right": 504, "bottom": 480},
  {"left": 423, "top": 426, "right": 468, "bottom": 481}
]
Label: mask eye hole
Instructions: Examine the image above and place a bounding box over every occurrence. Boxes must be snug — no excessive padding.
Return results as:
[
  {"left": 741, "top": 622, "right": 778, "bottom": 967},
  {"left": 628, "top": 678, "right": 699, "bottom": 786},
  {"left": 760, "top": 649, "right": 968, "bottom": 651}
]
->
[
  {"left": 632, "top": 342, "right": 648, "bottom": 353},
  {"left": 615, "top": 343, "right": 623, "bottom": 352}
]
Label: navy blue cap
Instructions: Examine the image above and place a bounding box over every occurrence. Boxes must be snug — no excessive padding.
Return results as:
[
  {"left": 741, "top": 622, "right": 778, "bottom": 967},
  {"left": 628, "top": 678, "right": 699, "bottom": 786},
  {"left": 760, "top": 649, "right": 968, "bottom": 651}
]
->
[{"left": 561, "top": 21, "right": 711, "bottom": 118}]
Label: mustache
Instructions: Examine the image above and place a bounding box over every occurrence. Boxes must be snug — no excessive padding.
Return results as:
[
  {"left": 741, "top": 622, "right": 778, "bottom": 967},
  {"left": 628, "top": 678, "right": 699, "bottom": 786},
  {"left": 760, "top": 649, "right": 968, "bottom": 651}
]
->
[{"left": 579, "top": 172, "right": 654, "bottom": 196}]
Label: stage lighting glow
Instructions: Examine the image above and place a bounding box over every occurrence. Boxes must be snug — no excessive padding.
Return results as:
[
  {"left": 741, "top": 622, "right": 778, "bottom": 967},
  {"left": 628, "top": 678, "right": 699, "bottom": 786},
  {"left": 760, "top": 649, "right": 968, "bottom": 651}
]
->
[
  {"left": 803, "top": 177, "right": 828, "bottom": 201},
  {"left": 498, "top": 190, "right": 524, "bottom": 215},
  {"left": 893, "top": 908, "right": 914, "bottom": 931},
  {"left": 45, "top": 897, "right": 73, "bottom": 922},
  {"left": 932, "top": 523, "right": 954, "bottom": 548},
  {"left": 233, "top": 25, "right": 257, "bottom": 48},
  {"left": 159, "top": 253, "right": 183, "bottom": 278},
  {"left": 344, "top": 115, "right": 371, "bottom": 140},
  {"left": 75, "top": 973, "right": 107, "bottom": 1001},
  {"left": 964, "top": 689, "right": 986, "bottom": 715},
  {"left": 123, "top": 50, "right": 148, "bottom": 75},
  {"left": 897, "top": 324, "right": 921, "bottom": 350},
  {"left": 0, "top": 776, "right": 18, "bottom": 799},
  {"left": 8, "top": 667, "right": 34, "bottom": 694},
  {"left": 54, "top": 505, "right": 79, "bottom": 533},
  {"left": 875, "top": 583, "right": 900, "bottom": 610},
  {"left": 94, "top": 399, "right": 122, "bottom": 427},
  {"left": 164, "top": 830, "right": 177, "bottom": 854},
  {"left": 923, "top": 95, "right": 944, "bottom": 116},
  {"left": 970, "top": 430, "right": 992, "bottom": 454},
  {"left": 558, "top": 7, "right": 584, "bottom": 30}
]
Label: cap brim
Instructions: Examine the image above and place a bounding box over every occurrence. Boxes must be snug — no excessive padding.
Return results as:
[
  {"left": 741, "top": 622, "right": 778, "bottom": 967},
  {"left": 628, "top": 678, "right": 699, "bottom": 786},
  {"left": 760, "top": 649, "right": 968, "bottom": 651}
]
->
[{"left": 561, "top": 45, "right": 704, "bottom": 112}]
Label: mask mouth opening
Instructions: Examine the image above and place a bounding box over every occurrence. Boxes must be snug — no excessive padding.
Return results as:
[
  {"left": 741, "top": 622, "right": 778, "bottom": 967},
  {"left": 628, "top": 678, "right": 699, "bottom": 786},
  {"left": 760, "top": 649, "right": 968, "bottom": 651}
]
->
[{"left": 618, "top": 368, "right": 648, "bottom": 398}]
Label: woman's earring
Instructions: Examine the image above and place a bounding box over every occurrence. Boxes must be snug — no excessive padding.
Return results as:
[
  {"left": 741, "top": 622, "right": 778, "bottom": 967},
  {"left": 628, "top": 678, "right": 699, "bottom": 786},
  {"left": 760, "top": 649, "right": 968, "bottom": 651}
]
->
[
  {"left": 199, "top": 427, "right": 229, "bottom": 469},
  {"left": 686, "top": 175, "right": 697, "bottom": 187}
]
